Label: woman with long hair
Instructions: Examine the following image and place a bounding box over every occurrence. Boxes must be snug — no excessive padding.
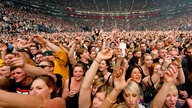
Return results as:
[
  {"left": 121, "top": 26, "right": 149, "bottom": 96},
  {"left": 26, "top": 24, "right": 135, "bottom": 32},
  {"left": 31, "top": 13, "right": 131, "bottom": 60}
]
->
[
  {"left": 62, "top": 64, "right": 85, "bottom": 108},
  {"left": 0, "top": 75, "right": 65, "bottom": 108}
]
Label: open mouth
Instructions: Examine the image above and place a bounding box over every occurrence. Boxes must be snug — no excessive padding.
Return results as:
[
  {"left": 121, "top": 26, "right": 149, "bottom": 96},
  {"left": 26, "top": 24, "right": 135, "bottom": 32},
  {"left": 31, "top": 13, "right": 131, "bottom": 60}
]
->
[
  {"left": 128, "top": 103, "right": 134, "bottom": 107},
  {"left": 169, "top": 103, "right": 175, "bottom": 107}
]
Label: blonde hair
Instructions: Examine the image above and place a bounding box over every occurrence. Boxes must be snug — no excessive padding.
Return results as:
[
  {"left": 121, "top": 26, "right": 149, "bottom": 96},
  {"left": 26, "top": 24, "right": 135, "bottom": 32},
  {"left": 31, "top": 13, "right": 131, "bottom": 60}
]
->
[
  {"left": 112, "top": 104, "right": 128, "bottom": 108},
  {"left": 156, "top": 82, "right": 178, "bottom": 96},
  {"left": 141, "top": 53, "right": 152, "bottom": 65},
  {"left": 92, "top": 77, "right": 106, "bottom": 88},
  {"left": 124, "top": 81, "right": 140, "bottom": 96}
]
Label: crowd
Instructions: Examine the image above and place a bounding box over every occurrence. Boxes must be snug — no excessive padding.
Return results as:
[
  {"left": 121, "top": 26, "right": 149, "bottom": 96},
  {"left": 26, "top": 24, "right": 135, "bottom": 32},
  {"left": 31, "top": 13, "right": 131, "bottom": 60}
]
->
[{"left": 0, "top": 6, "right": 192, "bottom": 108}]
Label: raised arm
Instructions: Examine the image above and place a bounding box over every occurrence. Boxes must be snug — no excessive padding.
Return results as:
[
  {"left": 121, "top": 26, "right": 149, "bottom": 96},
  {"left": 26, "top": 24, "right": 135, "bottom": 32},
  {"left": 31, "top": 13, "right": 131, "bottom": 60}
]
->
[
  {"left": 34, "top": 36, "right": 59, "bottom": 52},
  {"left": 172, "top": 56, "right": 185, "bottom": 86},
  {"left": 101, "top": 67, "right": 130, "bottom": 108},
  {"left": 79, "top": 48, "right": 113, "bottom": 108},
  {"left": 0, "top": 44, "right": 7, "bottom": 60},
  {"left": 151, "top": 64, "right": 178, "bottom": 108},
  {"left": 0, "top": 90, "right": 44, "bottom": 108},
  {"left": 10, "top": 57, "right": 56, "bottom": 81},
  {"left": 68, "top": 37, "right": 81, "bottom": 67}
]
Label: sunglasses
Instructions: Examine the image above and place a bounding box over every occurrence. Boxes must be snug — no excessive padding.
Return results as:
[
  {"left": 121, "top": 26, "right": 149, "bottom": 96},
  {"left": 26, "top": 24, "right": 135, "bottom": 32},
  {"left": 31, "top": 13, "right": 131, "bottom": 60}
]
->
[{"left": 37, "top": 65, "right": 51, "bottom": 68}]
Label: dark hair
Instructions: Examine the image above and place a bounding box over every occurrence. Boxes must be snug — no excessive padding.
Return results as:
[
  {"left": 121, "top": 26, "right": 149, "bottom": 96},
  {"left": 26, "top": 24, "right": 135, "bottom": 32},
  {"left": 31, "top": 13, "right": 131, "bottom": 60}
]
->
[
  {"left": 102, "top": 60, "right": 111, "bottom": 72},
  {"left": 128, "top": 56, "right": 139, "bottom": 67},
  {"left": 125, "top": 65, "right": 143, "bottom": 80}
]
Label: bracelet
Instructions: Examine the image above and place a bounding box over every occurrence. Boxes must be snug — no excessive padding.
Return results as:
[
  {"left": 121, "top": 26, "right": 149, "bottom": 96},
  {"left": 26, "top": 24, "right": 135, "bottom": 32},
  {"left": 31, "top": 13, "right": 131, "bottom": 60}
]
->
[
  {"left": 17, "top": 48, "right": 26, "bottom": 52},
  {"left": 106, "top": 96, "right": 116, "bottom": 104},
  {"left": 156, "top": 71, "right": 161, "bottom": 76},
  {"left": 94, "top": 59, "right": 101, "bottom": 64},
  {"left": 177, "top": 65, "right": 182, "bottom": 68}
]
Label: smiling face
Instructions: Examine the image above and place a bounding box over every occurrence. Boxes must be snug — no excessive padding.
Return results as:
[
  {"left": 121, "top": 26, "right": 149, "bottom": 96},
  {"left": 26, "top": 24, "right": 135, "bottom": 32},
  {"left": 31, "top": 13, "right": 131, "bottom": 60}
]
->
[
  {"left": 73, "top": 66, "right": 84, "bottom": 81},
  {"left": 131, "top": 68, "right": 142, "bottom": 84},
  {"left": 99, "top": 60, "right": 109, "bottom": 72},
  {"left": 153, "top": 64, "right": 161, "bottom": 74},
  {"left": 143, "top": 55, "right": 153, "bottom": 68}
]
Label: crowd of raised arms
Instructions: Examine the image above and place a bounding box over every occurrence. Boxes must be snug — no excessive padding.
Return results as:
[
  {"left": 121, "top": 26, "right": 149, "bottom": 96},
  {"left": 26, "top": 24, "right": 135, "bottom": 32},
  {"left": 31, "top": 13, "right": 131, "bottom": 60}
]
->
[{"left": 0, "top": 6, "right": 192, "bottom": 108}]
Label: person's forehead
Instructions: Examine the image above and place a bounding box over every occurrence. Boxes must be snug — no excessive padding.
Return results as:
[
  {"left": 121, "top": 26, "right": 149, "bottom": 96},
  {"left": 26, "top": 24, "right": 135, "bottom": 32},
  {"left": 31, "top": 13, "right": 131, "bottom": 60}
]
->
[
  {"left": 141, "top": 43, "right": 146, "bottom": 46},
  {"left": 39, "top": 61, "right": 49, "bottom": 65},
  {"left": 5, "top": 54, "right": 15, "bottom": 57},
  {"left": 132, "top": 68, "right": 140, "bottom": 73},
  {"left": 0, "top": 66, "right": 9, "bottom": 69},
  {"left": 36, "top": 54, "right": 43, "bottom": 57},
  {"left": 30, "top": 46, "right": 37, "bottom": 49},
  {"left": 31, "top": 79, "right": 46, "bottom": 86},
  {"left": 128, "top": 52, "right": 133, "bottom": 54},
  {"left": 159, "top": 49, "right": 167, "bottom": 52},
  {"left": 12, "top": 68, "right": 24, "bottom": 73},
  {"left": 187, "top": 48, "right": 192, "bottom": 52}
]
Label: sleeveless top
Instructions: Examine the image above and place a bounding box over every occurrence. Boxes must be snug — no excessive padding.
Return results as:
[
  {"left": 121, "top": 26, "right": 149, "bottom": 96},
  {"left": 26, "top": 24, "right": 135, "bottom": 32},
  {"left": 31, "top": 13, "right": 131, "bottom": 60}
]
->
[{"left": 65, "top": 77, "right": 79, "bottom": 108}]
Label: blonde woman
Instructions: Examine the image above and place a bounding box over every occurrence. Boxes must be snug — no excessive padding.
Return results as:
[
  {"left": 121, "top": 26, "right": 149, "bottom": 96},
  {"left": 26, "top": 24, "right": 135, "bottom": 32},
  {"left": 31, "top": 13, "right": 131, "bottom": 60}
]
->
[
  {"left": 151, "top": 64, "right": 179, "bottom": 108},
  {"left": 101, "top": 67, "right": 144, "bottom": 108}
]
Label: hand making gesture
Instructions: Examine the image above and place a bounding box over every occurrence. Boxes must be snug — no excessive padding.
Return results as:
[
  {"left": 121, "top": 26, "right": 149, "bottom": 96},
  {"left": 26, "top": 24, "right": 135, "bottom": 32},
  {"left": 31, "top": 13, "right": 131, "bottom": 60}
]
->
[{"left": 113, "top": 67, "right": 131, "bottom": 92}]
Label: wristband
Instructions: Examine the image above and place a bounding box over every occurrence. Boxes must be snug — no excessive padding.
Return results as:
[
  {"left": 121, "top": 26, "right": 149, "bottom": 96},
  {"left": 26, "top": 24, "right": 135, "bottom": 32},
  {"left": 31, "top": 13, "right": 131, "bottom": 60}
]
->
[
  {"left": 106, "top": 96, "right": 116, "bottom": 104},
  {"left": 94, "top": 59, "right": 101, "bottom": 64}
]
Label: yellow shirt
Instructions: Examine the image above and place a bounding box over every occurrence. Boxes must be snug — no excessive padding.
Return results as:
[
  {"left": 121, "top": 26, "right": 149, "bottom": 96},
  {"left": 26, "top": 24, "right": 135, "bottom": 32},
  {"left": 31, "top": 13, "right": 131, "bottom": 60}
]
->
[{"left": 53, "top": 48, "right": 69, "bottom": 83}]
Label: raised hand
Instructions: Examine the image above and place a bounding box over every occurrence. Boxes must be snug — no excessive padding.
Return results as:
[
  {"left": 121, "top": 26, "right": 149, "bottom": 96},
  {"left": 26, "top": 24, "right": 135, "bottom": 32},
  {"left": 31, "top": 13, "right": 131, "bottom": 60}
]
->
[
  {"left": 113, "top": 48, "right": 123, "bottom": 58},
  {"left": 97, "top": 49, "right": 113, "bottom": 61},
  {"left": 113, "top": 67, "right": 131, "bottom": 92},
  {"left": 162, "top": 55, "right": 172, "bottom": 67},
  {"left": 74, "top": 36, "right": 81, "bottom": 44},
  {"left": 33, "top": 35, "right": 48, "bottom": 45},
  {"left": 0, "top": 44, "right": 7, "bottom": 51},
  {"left": 172, "top": 55, "right": 182, "bottom": 67},
  {"left": 163, "top": 64, "right": 178, "bottom": 84},
  {"left": 9, "top": 57, "right": 25, "bottom": 68}
]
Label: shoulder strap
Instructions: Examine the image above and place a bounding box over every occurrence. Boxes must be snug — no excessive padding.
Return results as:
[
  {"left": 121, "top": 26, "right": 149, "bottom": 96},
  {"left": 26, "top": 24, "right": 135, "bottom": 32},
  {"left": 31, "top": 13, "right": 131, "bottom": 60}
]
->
[
  {"left": 106, "top": 74, "right": 112, "bottom": 83},
  {"left": 68, "top": 77, "right": 72, "bottom": 91},
  {"left": 138, "top": 66, "right": 145, "bottom": 78},
  {"left": 150, "top": 76, "right": 154, "bottom": 86}
]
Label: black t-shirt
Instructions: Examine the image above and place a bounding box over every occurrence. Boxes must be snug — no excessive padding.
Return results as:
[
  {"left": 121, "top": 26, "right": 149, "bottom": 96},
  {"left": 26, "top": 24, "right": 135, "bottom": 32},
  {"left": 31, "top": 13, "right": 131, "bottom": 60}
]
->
[
  {"left": 15, "top": 82, "right": 32, "bottom": 94},
  {"left": 77, "top": 60, "right": 92, "bottom": 73},
  {"left": 7, "top": 79, "right": 17, "bottom": 92},
  {"left": 9, "top": 79, "right": 32, "bottom": 94}
]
